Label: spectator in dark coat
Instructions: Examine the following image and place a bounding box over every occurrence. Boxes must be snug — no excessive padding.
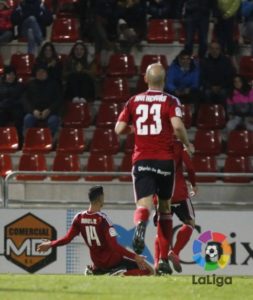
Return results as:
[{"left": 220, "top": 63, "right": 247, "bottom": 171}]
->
[
  {"left": 200, "top": 42, "right": 236, "bottom": 107},
  {"left": 146, "top": 0, "right": 170, "bottom": 19},
  {"left": 23, "top": 63, "right": 62, "bottom": 137},
  {"left": 34, "top": 42, "right": 63, "bottom": 84},
  {"left": 0, "top": 0, "right": 13, "bottom": 44},
  {"left": 0, "top": 66, "right": 25, "bottom": 141},
  {"left": 11, "top": 0, "right": 53, "bottom": 54}
]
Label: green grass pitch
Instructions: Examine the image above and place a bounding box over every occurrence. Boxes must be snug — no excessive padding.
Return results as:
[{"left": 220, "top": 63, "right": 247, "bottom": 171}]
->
[{"left": 0, "top": 274, "right": 253, "bottom": 300}]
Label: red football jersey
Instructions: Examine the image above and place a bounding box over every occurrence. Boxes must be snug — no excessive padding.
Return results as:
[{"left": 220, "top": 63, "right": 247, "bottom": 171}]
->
[
  {"left": 118, "top": 89, "right": 182, "bottom": 164},
  {"left": 172, "top": 141, "right": 196, "bottom": 203},
  {"left": 50, "top": 210, "right": 135, "bottom": 269}
]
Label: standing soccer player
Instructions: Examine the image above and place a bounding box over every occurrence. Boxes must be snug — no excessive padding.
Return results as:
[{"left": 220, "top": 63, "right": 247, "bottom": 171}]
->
[
  {"left": 154, "top": 140, "right": 197, "bottom": 274},
  {"left": 37, "top": 185, "right": 153, "bottom": 276},
  {"left": 115, "top": 63, "right": 194, "bottom": 274}
]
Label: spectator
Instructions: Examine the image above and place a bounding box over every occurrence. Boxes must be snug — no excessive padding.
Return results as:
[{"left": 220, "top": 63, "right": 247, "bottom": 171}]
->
[
  {"left": 0, "top": 0, "right": 13, "bottom": 44},
  {"left": 183, "top": 0, "right": 214, "bottom": 59},
  {"left": 241, "top": 0, "right": 253, "bottom": 55},
  {"left": 226, "top": 74, "right": 253, "bottom": 132},
  {"left": 0, "top": 66, "right": 25, "bottom": 143},
  {"left": 23, "top": 63, "right": 62, "bottom": 138},
  {"left": 213, "top": 0, "right": 241, "bottom": 56},
  {"left": 11, "top": 0, "right": 53, "bottom": 54},
  {"left": 34, "top": 42, "right": 63, "bottom": 83},
  {"left": 200, "top": 42, "right": 236, "bottom": 107},
  {"left": 64, "top": 41, "right": 95, "bottom": 103},
  {"left": 146, "top": 0, "right": 171, "bottom": 19},
  {"left": 165, "top": 49, "right": 200, "bottom": 105}
]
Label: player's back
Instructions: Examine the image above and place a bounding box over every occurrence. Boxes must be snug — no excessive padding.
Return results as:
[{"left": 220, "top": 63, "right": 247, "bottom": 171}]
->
[
  {"left": 77, "top": 210, "right": 122, "bottom": 269},
  {"left": 128, "top": 89, "right": 181, "bottom": 163}
]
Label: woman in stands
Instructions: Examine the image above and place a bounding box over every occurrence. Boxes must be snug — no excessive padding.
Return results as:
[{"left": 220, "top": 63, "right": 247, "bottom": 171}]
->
[{"left": 226, "top": 74, "right": 253, "bottom": 132}]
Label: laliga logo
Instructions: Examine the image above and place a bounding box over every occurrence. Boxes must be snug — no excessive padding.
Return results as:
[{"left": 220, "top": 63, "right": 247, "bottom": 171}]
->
[{"left": 193, "top": 230, "right": 232, "bottom": 271}]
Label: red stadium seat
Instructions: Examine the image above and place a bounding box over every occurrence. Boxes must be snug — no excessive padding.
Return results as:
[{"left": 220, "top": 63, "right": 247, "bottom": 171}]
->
[
  {"left": 196, "top": 104, "right": 226, "bottom": 129},
  {"left": 136, "top": 76, "right": 148, "bottom": 94},
  {"left": 102, "top": 77, "right": 130, "bottom": 103},
  {"left": 192, "top": 155, "right": 218, "bottom": 182},
  {"left": 51, "top": 18, "right": 79, "bottom": 42},
  {"left": 107, "top": 54, "right": 136, "bottom": 77},
  {"left": 96, "top": 103, "right": 123, "bottom": 128},
  {"left": 147, "top": 19, "right": 175, "bottom": 43},
  {"left": 17, "top": 153, "right": 47, "bottom": 180},
  {"left": 140, "top": 54, "right": 168, "bottom": 75},
  {"left": 119, "top": 154, "right": 132, "bottom": 182},
  {"left": 0, "top": 127, "right": 19, "bottom": 152},
  {"left": 23, "top": 128, "right": 53, "bottom": 153},
  {"left": 63, "top": 102, "right": 91, "bottom": 128},
  {"left": 90, "top": 128, "right": 120, "bottom": 154},
  {"left": 85, "top": 154, "right": 115, "bottom": 181},
  {"left": 10, "top": 53, "right": 35, "bottom": 76},
  {"left": 239, "top": 56, "right": 253, "bottom": 80},
  {"left": 194, "top": 129, "right": 222, "bottom": 155},
  {"left": 181, "top": 104, "right": 192, "bottom": 129},
  {"left": 51, "top": 153, "right": 81, "bottom": 181},
  {"left": 227, "top": 130, "right": 253, "bottom": 156},
  {"left": 124, "top": 134, "right": 134, "bottom": 153},
  {"left": 0, "top": 55, "right": 4, "bottom": 75},
  {"left": 223, "top": 155, "right": 252, "bottom": 183},
  {"left": 57, "top": 128, "right": 85, "bottom": 154},
  {"left": 0, "top": 154, "right": 13, "bottom": 177}
]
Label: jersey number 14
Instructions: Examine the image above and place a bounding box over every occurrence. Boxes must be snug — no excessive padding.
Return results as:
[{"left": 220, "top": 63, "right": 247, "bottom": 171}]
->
[
  {"left": 85, "top": 226, "right": 101, "bottom": 246},
  {"left": 136, "top": 104, "right": 162, "bottom": 135}
]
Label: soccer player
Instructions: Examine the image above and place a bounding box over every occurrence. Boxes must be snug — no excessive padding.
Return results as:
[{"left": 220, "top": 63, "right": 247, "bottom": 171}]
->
[
  {"left": 37, "top": 185, "right": 153, "bottom": 276},
  {"left": 153, "top": 140, "right": 197, "bottom": 274},
  {"left": 115, "top": 63, "right": 194, "bottom": 274}
]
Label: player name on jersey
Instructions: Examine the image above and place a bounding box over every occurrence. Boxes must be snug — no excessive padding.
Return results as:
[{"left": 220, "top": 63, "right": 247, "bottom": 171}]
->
[
  {"left": 134, "top": 95, "right": 167, "bottom": 102},
  {"left": 81, "top": 218, "right": 97, "bottom": 225}
]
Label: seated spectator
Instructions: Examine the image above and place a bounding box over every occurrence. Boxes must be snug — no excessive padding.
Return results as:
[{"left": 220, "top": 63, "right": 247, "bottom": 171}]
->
[
  {"left": 226, "top": 75, "right": 253, "bottom": 132},
  {"left": 11, "top": 0, "right": 53, "bottom": 54},
  {"left": 165, "top": 49, "right": 200, "bottom": 105},
  {"left": 146, "top": 0, "right": 170, "bottom": 19},
  {"left": 23, "top": 64, "right": 62, "bottom": 138},
  {"left": 64, "top": 41, "right": 95, "bottom": 103},
  {"left": 0, "top": 0, "right": 13, "bottom": 44},
  {"left": 0, "top": 65, "right": 25, "bottom": 143},
  {"left": 200, "top": 42, "right": 236, "bottom": 107},
  {"left": 34, "top": 42, "right": 63, "bottom": 84}
]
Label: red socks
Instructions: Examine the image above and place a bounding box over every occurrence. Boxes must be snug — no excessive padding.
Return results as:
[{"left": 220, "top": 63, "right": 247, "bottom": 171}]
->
[
  {"left": 133, "top": 207, "right": 150, "bottom": 225},
  {"left": 124, "top": 269, "right": 151, "bottom": 276},
  {"left": 173, "top": 224, "right": 193, "bottom": 256},
  {"left": 154, "top": 235, "right": 160, "bottom": 269},
  {"left": 157, "top": 212, "right": 172, "bottom": 260}
]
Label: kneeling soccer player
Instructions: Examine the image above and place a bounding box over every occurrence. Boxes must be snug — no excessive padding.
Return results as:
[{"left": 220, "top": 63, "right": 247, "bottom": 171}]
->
[{"left": 37, "top": 185, "right": 153, "bottom": 276}]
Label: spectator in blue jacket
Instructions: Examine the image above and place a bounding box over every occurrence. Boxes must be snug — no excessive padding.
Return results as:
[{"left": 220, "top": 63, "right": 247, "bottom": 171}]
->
[
  {"left": 11, "top": 0, "right": 53, "bottom": 54},
  {"left": 165, "top": 49, "right": 200, "bottom": 105}
]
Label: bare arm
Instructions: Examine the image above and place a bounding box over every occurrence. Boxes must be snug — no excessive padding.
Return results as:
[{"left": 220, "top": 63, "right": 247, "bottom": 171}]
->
[{"left": 115, "top": 121, "right": 134, "bottom": 135}]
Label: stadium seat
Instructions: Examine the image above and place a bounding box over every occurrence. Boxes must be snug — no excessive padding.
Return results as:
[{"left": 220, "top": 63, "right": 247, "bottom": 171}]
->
[
  {"left": 17, "top": 153, "right": 47, "bottom": 180},
  {"left": 136, "top": 76, "right": 148, "bottom": 94},
  {"left": 0, "top": 127, "right": 19, "bottom": 152},
  {"left": 194, "top": 129, "right": 222, "bottom": 155},
  {"left": 63, "top": 102, "right": 91, "bottom": 128},
  {"left": 0, "top": 154, "right": 12, "bottom": 177},
  {"left": 51, "top": 153, "right": 81, "bottom": 181},
  {"left": 124, "top": 134, "right": 134, "bottom": 153},
  {"left": 96, "top": 103, "right": 123, "bottom": 128},
  {"left": 227, "top": 130, "right": 253, "bottom": 156},
  {"left": 119, "top": 153, "right": 132, "bottom": 182},
  {"left": 57, "top": 128, "right": 85, "bottom": 154},
  {"left": 140, "top": 54, "right": 168, "bottom": 75},
  {"left": 223, "top": 155, "right": 252, "bottom": 183},
  {"left": 51, "top": 18, "right": 79, "bottom": 42},
  {"left": 10, "top": 53, "right": 35, "bottom": 76},
  {"left": 23, "top": 128, "right": 53, "bottom": 153},
  {"left": 0, "top": 55, "right": 3, "bottom": 75},
  {"left": 196, "top": 104, "right": 226, "bottom": 129},
  {"left": 181, "top": 104, "right": 192, "bottom": 129},
  {"left": 239, "top": 56, "right": 253, "bottom": 80},
  {"left": 102, "top": 77, "right": 130, "bottom": 103},
  {"left": 192, "top": 155, "right": 218, "bottom": 182},
  {"left": 85, "top": 154, "right": 115, "bottom": 181},
  {"left": 107, "top": 54, "right": 136, "bottom": 77},
  {"left": 90, "top": 128, "right": 120, "bottom": 154},
  {"left": 147, "top": 19, "right": 175, "bottom": 43}
]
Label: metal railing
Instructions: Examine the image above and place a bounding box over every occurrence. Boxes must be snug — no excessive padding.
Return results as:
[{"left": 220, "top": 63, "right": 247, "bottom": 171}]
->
[{"left": 2, "top": 170, "right": 253, "bottom": 208}]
